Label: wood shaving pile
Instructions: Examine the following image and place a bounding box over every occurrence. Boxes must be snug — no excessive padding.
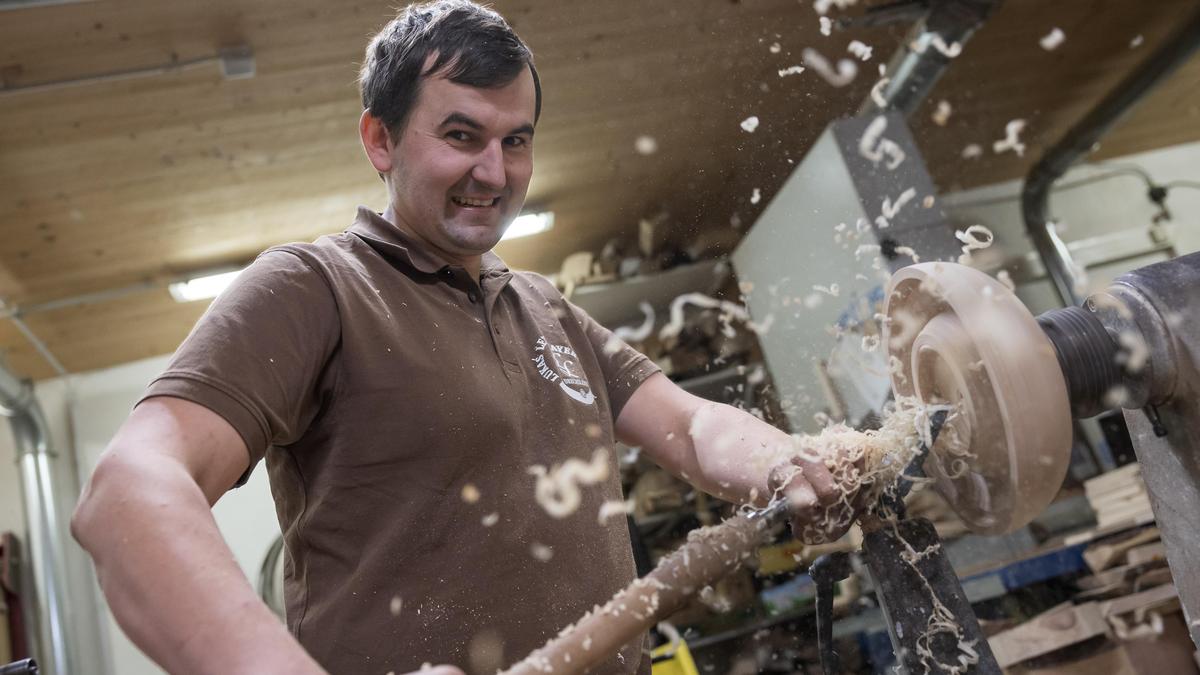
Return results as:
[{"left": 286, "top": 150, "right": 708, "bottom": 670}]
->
[{"left": 770, "top": 397, "right": 950, "bottom": 543}]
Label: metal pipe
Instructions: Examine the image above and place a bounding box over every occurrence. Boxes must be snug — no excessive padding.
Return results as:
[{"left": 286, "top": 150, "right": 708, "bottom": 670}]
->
[
  {"left": 1021, "top": 10, "right": 1200, "bottom": 306},
  {"left": 0, "top": 366, "right": 70, "bottom": 674},
  {"left": 859, "top": 0, "right": 1002, "bottom": 117}
]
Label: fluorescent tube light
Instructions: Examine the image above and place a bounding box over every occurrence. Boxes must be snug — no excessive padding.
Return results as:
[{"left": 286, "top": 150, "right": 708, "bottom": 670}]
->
[
  {"left": 168, "top": 269, "right": 243, "bottom": 303},
  {"left": 502, "top": 211, "right": 554, "bottom": 241}
]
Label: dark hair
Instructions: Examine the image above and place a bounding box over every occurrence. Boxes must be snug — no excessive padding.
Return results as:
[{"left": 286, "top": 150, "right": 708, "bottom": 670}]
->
[{"left": 359, "top": 0, "right": 541, "bottom": 139}]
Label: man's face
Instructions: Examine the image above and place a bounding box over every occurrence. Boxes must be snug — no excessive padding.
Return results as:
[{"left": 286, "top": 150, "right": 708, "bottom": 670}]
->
[{"left": 383, "top": 65, "right": 536, "bottom": 261}]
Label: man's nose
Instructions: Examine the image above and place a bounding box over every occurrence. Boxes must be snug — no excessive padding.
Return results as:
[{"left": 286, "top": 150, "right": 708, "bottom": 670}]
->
[{"left": 471, "top": 140, "right": 506, "bottom": 190}]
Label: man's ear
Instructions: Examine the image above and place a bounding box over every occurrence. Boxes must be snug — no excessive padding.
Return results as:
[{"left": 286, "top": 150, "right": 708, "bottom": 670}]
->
[{"left": 360, "top": 110, "right": 394, "bottom": 173}]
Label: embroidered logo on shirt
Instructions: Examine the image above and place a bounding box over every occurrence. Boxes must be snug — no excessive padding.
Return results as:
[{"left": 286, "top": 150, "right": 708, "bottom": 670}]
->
[{"left": 532, "top": 335, "right": 596, "bottom": 405}]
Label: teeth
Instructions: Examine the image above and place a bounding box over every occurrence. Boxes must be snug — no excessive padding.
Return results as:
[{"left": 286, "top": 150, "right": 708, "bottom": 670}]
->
[{"left": 453, "top": 196, "right": 495, "bottom": 207}]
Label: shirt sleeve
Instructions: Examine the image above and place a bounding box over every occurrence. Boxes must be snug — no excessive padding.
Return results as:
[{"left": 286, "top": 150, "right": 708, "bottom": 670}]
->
[
  {"left": 563, "top": 298, "right": 662, "bottom": 423},
  {"left": 139, "top": 248, "right": 341, "bottom": 488}
]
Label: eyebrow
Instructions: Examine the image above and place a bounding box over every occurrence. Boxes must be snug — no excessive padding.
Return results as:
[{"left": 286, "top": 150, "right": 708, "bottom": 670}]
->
[{"left": 439, "top": 111, "right": 535, "bottom": 137}]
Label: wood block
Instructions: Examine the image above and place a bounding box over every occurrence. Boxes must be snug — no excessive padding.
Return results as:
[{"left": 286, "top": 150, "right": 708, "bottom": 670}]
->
[
  {"left": 1096, "top": 504, "right": 1154, "bottom": 531},
  {"left": 1134, "top": 567, "right": 1174, "bottom": 589},
  {"left": 1077, "top": 564, "right": 1143, "bottom": 591},
  {"left": 1100, "top": 583, "right": 1177, "bottom": 618},
  {"left": 1084, "top": 464, "right": 1142, "bottom": 496},
  {"left": 990, "top": 602, "right": 1109, "bottom": 668},
  {"left": 1064, "top": 514, "right": 1156, "bottom": 547},
  {"left": 1088, "top": 482, "right": 1146, "bottom": 505},
  {"left": 1011, "top": 611, "right": 1198, "bottom": 674},
  {"left": 1084, "top": 528, "right": 1160, "bottom": 573},
  {"left": 1124, "top": 542, "right": 1167, "bottom": 567}
]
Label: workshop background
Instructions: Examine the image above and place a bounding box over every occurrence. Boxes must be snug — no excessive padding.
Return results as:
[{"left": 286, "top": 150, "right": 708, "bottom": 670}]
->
[{"left": 2, "top": 0, "right": 1200, "bottom": 673}]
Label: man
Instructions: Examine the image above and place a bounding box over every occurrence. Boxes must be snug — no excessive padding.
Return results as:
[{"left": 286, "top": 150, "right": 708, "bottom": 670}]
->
[{"left": 71, "top": 2, "right": 852, "bottom": 674}]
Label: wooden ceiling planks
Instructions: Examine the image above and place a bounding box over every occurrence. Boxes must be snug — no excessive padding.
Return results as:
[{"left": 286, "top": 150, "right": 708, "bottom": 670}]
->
[{"left": 2, "top": 0, "right": 1200, "bottom": 380}]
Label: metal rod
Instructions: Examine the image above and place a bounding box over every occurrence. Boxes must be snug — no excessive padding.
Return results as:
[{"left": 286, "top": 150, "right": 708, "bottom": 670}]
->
[
  {"left": 0, "top": 280, "right": 160, "bottom": 320},
  {"left": 0, "top": 56, "right": 220, "bottom": 97},
  {"left": 8, "top": 316, "right": 68, "bottom": 377},
  {"left": 0, "top": 0, "right": 93, "bottom": 10},
  {"left": 1021, "top": 9, "right": 1200, "bottom": 306}
]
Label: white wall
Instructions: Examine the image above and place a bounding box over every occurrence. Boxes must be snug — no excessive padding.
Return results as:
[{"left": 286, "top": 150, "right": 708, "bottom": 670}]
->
[
  {"left": 0, "top": 354, "right": 281, "bottom": 675},
  {"left": 942, "top": 139, "right": 1200, "bottom": 314}
]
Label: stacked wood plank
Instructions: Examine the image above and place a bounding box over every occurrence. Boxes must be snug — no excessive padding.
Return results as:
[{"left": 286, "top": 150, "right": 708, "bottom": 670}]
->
[
  {"left": 1084, "top": 463, "right": 1154, "bottom": 532},
  {"left": 989, "top": 582, "right": 1187, "bottom": 672}
]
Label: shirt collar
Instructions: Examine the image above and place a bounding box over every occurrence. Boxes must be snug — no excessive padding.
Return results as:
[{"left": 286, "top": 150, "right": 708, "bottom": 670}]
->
[{"left": 346, "top": 206, "right": 511, "bottom": 278}]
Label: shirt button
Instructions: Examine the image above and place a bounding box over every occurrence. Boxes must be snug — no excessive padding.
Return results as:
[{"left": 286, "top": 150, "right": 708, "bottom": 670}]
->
[{"left": 468, "top": 291, "right": 479, "bottom": 303}]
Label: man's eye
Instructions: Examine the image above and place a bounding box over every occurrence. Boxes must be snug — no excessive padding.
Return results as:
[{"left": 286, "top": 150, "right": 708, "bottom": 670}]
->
[
  {"left": 446, "top": 130, "right": 470, "bottom": 142},
  {"left": 504, "top": 136, "right": 529, "bottom": 148}
]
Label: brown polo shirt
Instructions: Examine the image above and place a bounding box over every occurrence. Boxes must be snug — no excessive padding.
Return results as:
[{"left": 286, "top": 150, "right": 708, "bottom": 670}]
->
[{"left": 141, "top": 207, "right": 660, "bottom": 675}]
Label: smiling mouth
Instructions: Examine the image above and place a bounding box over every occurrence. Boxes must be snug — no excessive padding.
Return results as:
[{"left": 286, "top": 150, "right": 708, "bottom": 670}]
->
[{"left": 451, "top": 196, "right": 500, "bottom": 208}]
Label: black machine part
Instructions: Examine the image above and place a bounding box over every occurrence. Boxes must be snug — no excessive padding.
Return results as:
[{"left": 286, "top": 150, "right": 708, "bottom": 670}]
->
[
  {"left": 863, "top": 519, "right": 1001, "bottom": 675},
  {"left": 1036, "top": 306, "right": 1121, "bottom": 418},
  {"left": 810, "top": 520, "right": 1000, "bottom": 675},
  {"left": 1032, "top": 251, "right": 1200, "bottom": 647},
  {"left": 1035, "top": 251, "right": 1200, "bottom": 417},
  {"left": 811, "top": 410, "right": 1001, "bottom": 674}
]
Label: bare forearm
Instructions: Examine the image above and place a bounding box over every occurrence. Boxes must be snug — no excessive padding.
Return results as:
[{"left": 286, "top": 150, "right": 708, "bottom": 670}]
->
[
  {"left": 621, "top": 375, "right": 851, "bottom": 541},
  {"left": 72, "top": 454, "right": 326, "bottom": 675},
  {"left": 662, "top": 400, "right": 795, "bottom": 506}
]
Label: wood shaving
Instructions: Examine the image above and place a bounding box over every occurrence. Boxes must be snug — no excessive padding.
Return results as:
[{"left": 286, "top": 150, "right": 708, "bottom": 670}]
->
[
  {"left": 1117, "top": 331, "right": 1149, "bottom": 373},
  {"left": 858, "top": 115, "right": 906, "bottom": 169},
  {"left": 881, "top": 188, "right": 917, "bottom": 220},
  {"left": 597, "top": 499, "right": 635, "bottom": 525},
  {"left": 847, "top": 40, "right": 873, "bottom": 61},
  {"left": 528, "top": 448, "right": 611, "bottom": 518},
  {"left": 996, "top": 269, "right": 1015, "bottom": 290},
  {"left": 1040, "top": 27, "right": 1065, "bottom": 51},
  {"left": 531, "top": 543, "right": 554, "bottom": 561},
  {"left": 461, "top": 483, "right": 481, "bottom": 503},
  {"left": 910, "top": 34, "right": 962, "bottom": 58},
  {"left": 607, "top": 302, "right": 655, "bottom": 353},
  {"left": 895, "top": 245, "right": 920, "bottom": 263},
  {"left": 777, "top": 398, "right": 950, "bottom": 543},
  {"left": 659, "top": 293, "right": 761, "bottom": 341},
  {"left": 802, "top": 47, "right": 858, "bottom": 87},
  {"left": 813, "top": 0, "right": 857, "bottom": 15},
  {"left": 634, "top": 135, "right": 658, "bottom": 155},
  {"left": 869, "top": 76, "right": 890, "bottom": 108},
  {"left": 992, "top": 119, "right": 1027, "bottom": 156},
  {"left": 955, "top": 224, "right": 994, "bottom": 263},
  {"left": 932, "top": 100, "right": 952, "bottom": 126}
]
